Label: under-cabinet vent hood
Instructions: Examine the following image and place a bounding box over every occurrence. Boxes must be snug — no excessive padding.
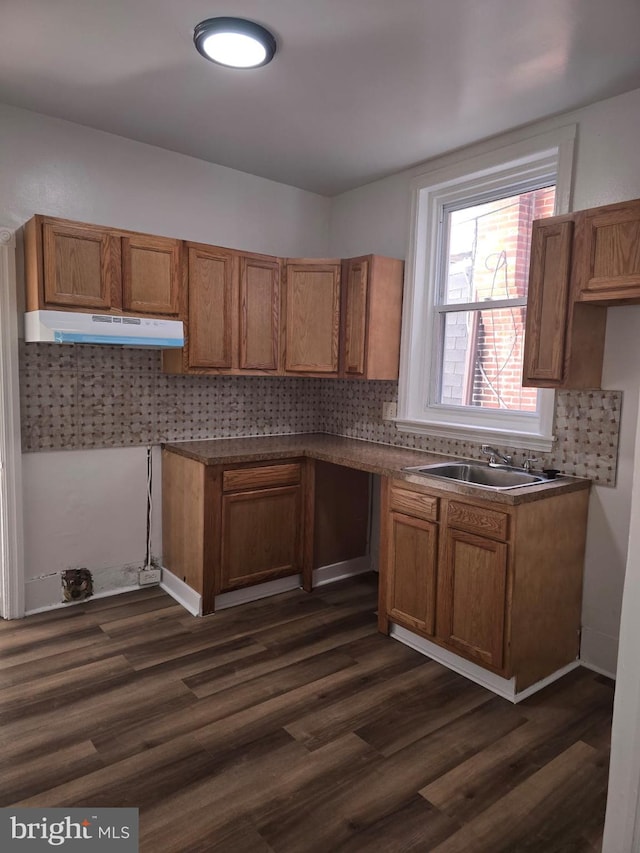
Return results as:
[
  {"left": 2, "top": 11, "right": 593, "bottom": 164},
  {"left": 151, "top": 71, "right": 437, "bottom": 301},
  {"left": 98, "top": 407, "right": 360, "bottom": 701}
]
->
[{"left": 24, "top": 310, "right": 184, "bottom": 348}]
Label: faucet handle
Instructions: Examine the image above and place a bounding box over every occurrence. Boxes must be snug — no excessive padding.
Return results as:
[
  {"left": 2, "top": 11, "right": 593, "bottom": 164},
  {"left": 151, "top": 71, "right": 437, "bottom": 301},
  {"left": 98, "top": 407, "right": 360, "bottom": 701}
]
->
[{"left": 523, "top": 456, "right": 539, "bottom": 471}]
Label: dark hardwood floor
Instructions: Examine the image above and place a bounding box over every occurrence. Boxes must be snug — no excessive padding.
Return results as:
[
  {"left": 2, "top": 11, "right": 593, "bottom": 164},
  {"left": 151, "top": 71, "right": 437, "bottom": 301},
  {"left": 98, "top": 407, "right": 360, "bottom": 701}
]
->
[{"left": 0, "top": 574, "right": 613, "bottom": 852}]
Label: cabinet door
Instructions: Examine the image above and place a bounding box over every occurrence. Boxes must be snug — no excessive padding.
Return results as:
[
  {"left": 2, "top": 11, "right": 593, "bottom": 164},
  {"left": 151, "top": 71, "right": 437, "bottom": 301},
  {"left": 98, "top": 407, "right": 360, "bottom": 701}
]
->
[
  {"left": 239, "top": 254, "right": 280, "bottom": 371},
  {"left": 122, "top": 234, "right": 181, "bottom": 316},
  {"left": 221, "top": 485, "right": 302, "bottom": 590},
  {"left": 577, "top": 200, "right": 640, "bottom": 301},
  {"left": 386, "top": 512, "right": 438, "bottom": 636},
  {"left": 284, "top": 261, "right": 341, "bottom": 373},
  {"left": 342, "top": 258, "right": 369, "bottom": 376},
  {"left": 187, "top": 245, "right": 235, "bottom": 369},
  {"left": 42, "top": 221, "right": 120, "bottom": 310},
  {"left": 439, "top": 528, "right": 508, "bottom": 670},
  {"left": 522, "top": 218, "right": 573, "bottom": 384}
]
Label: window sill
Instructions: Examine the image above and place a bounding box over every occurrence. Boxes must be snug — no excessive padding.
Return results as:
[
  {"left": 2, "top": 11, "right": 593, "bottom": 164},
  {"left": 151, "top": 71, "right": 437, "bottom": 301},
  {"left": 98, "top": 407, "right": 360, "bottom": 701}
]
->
[{"left": 394, "top": 417, "right": 555, "bottom": 453}]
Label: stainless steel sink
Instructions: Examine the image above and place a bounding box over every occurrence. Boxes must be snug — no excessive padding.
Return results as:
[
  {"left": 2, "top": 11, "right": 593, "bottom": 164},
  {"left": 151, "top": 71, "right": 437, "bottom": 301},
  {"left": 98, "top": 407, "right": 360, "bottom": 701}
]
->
[{"left": 403, "top": 462, "right": 550, "bottom": 491}]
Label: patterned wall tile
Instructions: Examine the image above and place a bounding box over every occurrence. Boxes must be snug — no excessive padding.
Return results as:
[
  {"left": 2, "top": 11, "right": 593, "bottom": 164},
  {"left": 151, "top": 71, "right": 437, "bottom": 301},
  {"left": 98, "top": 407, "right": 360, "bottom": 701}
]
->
[
  {"left": 19, "top": 343, "right": 622, "bottom": 486},
  {"left": 318, "top": 380, "right": 622, "bottom": 486}
]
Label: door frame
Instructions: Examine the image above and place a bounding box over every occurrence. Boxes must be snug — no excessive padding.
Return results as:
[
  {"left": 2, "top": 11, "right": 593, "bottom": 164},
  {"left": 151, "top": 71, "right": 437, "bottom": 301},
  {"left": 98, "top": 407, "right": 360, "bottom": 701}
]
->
[{"left": 0, "top": 227, "right": 25, "bottom": 619}]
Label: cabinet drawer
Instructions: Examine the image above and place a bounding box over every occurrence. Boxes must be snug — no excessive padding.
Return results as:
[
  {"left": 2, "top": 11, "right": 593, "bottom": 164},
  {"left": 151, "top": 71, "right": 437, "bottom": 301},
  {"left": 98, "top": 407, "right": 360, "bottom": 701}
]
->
[
  {"left": 447, "top": 501, "right": 509, "bottom": 541},
  {"left": 390, "top": 486, "right": 438, "bottom": 521},
  {"left": 223, "top": 463, "right": 302, "bottom": 492}
]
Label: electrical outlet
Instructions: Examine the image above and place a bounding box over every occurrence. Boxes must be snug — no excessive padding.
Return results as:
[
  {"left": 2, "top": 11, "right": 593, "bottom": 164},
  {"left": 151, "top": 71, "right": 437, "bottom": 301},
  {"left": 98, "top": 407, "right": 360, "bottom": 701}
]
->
[
  {"left": 138, "top": 568, "right": 161, "bottom": 586},
  {"left": 382, "top": 401, "right": 397, "bottom": 422}
]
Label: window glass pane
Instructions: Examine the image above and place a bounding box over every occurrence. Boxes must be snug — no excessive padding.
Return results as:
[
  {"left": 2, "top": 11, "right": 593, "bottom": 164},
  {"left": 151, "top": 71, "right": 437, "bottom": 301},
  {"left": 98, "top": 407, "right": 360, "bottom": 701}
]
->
[
  {"left": 438, "top": 307, "right": 538, "bottom": 412},
  {"left": 443, "top": 186, "right": 556, "bottom": 305}
]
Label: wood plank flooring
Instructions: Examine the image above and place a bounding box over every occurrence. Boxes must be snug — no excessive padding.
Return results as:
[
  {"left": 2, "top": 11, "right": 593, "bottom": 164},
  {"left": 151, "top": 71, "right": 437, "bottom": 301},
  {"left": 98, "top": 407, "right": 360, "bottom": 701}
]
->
[{"left": 0, "top": 574, "right": 614, "bottom": 852}]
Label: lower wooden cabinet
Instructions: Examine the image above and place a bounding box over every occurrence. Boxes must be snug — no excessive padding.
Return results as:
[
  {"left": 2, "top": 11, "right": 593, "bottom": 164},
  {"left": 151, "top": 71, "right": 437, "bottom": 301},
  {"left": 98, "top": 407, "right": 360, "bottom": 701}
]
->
[
  {"left": 379, "top": 477, "right": 589, "bottom": 691},
  {"left": 439, "top": 528, "right": 508, "bottom": 669},
  {"left": 162, "top": 450, "right": 370, "bottom": 615},
  {"left": 220, "top": 483, "right": 303, "bottom": 590},
  {"left": 386, "top": 512, "right": 438, "bottom": 636},
  {"left": 162, "top": 452, "right": 307, "bottom": 613}
]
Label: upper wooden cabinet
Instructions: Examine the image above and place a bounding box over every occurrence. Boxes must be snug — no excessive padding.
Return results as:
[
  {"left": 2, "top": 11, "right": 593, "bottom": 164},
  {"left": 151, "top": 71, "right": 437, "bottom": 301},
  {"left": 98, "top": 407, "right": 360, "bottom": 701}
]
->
[
  {"left": 25, "top": 213, "right": 405, "bottom": 380},
  {"left": 522, "top": 214, "right": 606, "bottom": 390},
  {"left": 284, "top": 259, "right": 341, "bottom": 374},
  {"left": 575, "top": 199, "right": 640, "bottom": 302},
  {"left": 523, "top": 197, "right": 640, "bottom": 389},
  {"left": 25, "top": 215, "right": 182, "bottom": 318},
  {"left": 163, "top": 245, "right": 281, "bottom": 375},
  {"left": 340, "top": 255, "right": 404, "bottom": 380},
  {"left": 240, "top": 254, "right": 280, "bottom": 371},
  {"left": 185, "top": 243, "right": 235, "bottom": 370},
  {"left": 121, "top": 233, "right": 181, "bottom": 316}
]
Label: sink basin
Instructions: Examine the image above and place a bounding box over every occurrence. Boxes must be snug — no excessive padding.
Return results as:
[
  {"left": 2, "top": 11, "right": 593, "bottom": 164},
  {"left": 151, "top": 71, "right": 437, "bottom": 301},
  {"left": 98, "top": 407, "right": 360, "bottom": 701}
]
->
[{"left": 403, "top": 462, "right": 549, "bottom": 491}]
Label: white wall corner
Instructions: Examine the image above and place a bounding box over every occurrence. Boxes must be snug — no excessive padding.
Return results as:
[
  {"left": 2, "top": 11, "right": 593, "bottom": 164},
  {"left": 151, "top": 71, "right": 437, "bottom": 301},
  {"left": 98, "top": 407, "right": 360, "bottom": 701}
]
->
[{"left": 579, "top": 626, "right": 619, "bottom": 680}]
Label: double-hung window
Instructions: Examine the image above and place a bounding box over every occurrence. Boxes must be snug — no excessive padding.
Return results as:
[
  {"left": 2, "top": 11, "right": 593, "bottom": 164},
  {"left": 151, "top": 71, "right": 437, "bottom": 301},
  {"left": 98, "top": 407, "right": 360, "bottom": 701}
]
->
[{"left": 397, "top": 126, "right": 576, "bottom": 451}]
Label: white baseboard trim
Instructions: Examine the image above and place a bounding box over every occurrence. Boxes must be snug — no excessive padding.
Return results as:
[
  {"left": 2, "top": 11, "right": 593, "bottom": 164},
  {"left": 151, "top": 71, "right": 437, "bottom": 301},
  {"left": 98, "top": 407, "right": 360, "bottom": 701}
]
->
[
  {"left": 579, "top": 626, "right": 619, "bottom": 680},
  {"left": 160, "top": 557, "right": 373, "bottom": 616},
  {"left": 215, "top": 575, "right": 303, "bottom": 611},
  {"left": 160, "top": 569, "right": 202, "bottom": 617},
  {"left": 390, "top": 624, "right": 581, "bottom": 703},
  {"left": 24, "top": 583, "right": 141, "bottom": 616},
  {"left": 312, "top": 556, "right": 371, "bottom": 587}
]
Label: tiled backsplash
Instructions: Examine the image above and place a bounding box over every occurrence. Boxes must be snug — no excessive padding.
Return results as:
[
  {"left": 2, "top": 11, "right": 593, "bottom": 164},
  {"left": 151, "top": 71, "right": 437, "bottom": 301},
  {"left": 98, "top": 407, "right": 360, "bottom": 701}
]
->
[
  {"left": 20, "top": 343, "right": 622, "bottom": 486},
  {"left": 319, "top": 380, "right": 622, "bottom": 486}
]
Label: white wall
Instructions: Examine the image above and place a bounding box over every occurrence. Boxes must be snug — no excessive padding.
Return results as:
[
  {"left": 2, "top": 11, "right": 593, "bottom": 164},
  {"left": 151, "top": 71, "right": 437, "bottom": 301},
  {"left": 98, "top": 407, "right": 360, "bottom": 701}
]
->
[
  {"left": 22, "top": 446, "right": 163, "bottom": 611},
  {"left": 0, "top": 103, "right": 331, "bottom": 257},
  {"left": 0, "top": 102, "right": 331, "bottom": 611},
  {"left": 329, "top": 86, "right": 640, "bottom": 676}
]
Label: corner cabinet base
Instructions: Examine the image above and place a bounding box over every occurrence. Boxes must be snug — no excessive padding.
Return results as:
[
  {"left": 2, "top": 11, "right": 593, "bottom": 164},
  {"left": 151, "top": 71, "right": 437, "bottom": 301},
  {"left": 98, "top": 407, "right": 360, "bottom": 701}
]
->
[{"left": 390, "top": 624, "right": 580, "bottom": 703}]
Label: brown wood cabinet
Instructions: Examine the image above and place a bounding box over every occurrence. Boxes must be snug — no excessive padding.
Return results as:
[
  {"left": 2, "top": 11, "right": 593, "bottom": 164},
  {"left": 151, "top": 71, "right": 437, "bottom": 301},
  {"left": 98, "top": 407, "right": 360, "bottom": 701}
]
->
[
  {"left": 25, "top": 215, "right": 182, "bottom": 318},
  {"left": 162, "top": 450, "right": 370, "bottom": 615},
  {"left": 284, "top": 259, "right": 341, "bottom": 374},
  {"left": 220, "top": 464, "right": 303, "bottom": 590},
  {"left": 523, "top": 197, "right": 640, "bottom": 389},
  {"left": 163, "top": 244, "right": 281, "bottom": 375},
  {"left": 575, "top": 199, "right": 640, "bottom": 302},
  {"left": 522, "top": 213, "right": 607, "bottom": 390},
  {"left": 340, "top": 255, "right": 404, "bottom": 379},
  {"left": 162, "top": 453, "right": 309, "bottom": 613},
  {"left": 378, "top": 476, "right": 589, "bottom": 691}
]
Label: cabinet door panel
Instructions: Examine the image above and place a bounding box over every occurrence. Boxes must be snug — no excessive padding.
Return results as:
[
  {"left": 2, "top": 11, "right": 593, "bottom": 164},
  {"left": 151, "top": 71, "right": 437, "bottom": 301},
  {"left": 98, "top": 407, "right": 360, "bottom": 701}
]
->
[
  {"left": 240, "top": 255, "right": 280, "bottom": 370},
  {"left": 523, "top": 218, "right": 573, "bottom": 383},
  {"left": 343, "top": 259, "right": 368, "bottom": 375},
  {"left": 221, "top": 485, "right": 302, "bottom": 590},
  {"left": 122, "top": 234, "right": 181, "bottom": 316},
  {"left": 43, "top": 222, "right": 119, "bottom": 310},
  {"left": 188, "top": 246, "right": 234, "bottom": 368},
  {"left": 285, "top": 262, "right": 340, "bottom": 373},
  {"left": 439, "top": 528, "right": 507, "bottom": 670},
  {"left": 387, "top": 512, "right": 438, "bottom": 636},
  {"left": 578, "top": 201, "right": 640, "bottom": 299}
]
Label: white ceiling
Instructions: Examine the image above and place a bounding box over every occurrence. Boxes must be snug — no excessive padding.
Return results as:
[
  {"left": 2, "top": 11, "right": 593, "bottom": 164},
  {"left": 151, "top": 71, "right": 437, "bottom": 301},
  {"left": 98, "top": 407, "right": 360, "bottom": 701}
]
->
[{"left": 2, "top": 0, "right": 640, "bottom": 196}]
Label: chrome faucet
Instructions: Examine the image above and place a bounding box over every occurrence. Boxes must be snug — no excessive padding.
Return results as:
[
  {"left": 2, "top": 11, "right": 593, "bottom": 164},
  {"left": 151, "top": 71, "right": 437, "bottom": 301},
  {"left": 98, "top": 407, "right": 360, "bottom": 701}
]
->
[
  {"left": 522, "top": 456, "right": 539, "bottom": 471},
  {"left": 481, "top": 444, "right": 512, "bottom": 467}
]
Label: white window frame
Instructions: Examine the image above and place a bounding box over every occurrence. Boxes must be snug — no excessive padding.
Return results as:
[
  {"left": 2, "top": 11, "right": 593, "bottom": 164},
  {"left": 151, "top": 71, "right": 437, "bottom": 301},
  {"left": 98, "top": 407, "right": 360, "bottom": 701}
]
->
[{"left": 397, "top": 125, "right": 576, "bottom": 452}]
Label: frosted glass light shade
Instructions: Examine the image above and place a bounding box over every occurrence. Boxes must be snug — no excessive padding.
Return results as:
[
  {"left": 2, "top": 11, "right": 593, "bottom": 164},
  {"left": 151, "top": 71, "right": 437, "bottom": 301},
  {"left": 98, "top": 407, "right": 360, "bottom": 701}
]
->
[{"left": 194, "top": 18, "right": 277, "bottom": 69}]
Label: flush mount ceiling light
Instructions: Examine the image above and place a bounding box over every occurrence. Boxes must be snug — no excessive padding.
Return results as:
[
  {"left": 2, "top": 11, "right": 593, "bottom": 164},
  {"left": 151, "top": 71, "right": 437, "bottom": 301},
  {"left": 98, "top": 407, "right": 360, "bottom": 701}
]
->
[{"left": 193, "top": 17, "right": 277, "bottom": 68}]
